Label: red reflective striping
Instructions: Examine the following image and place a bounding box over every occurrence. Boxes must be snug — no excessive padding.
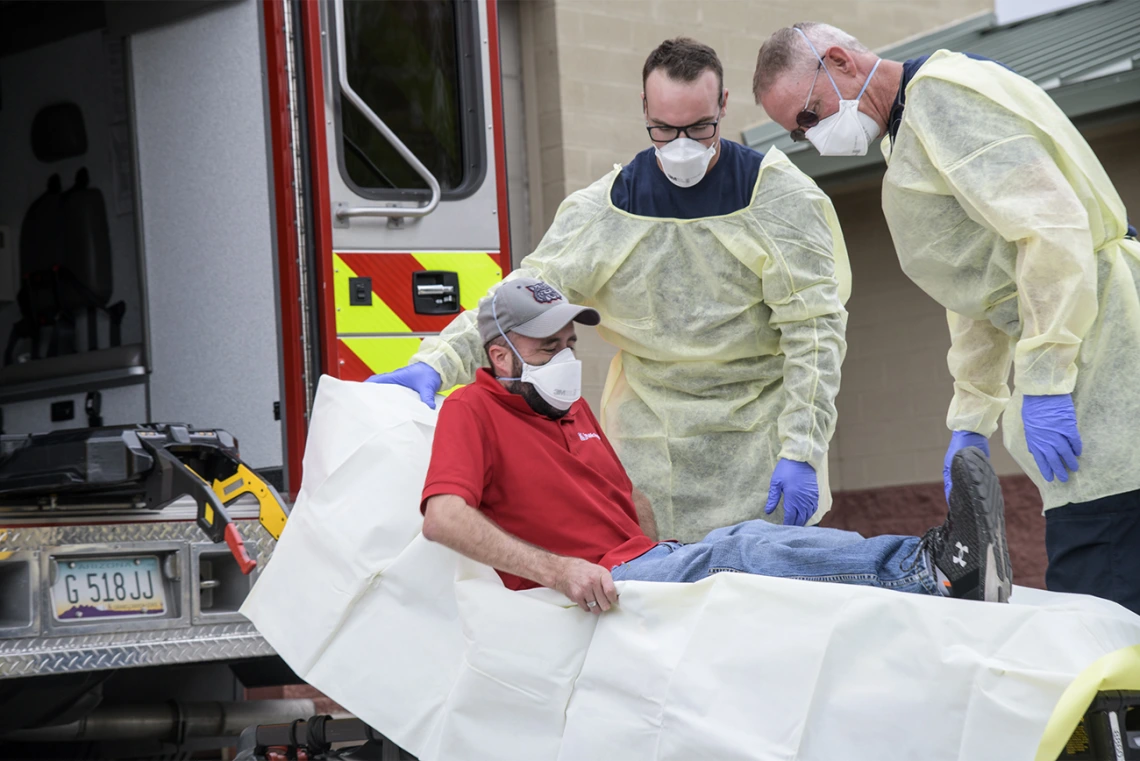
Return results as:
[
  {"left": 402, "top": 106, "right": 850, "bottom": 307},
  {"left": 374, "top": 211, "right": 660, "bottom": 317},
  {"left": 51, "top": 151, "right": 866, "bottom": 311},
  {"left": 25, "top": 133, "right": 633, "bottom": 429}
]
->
[
  {"left": 337, "top": 253, "right": 460, "bottom": 333},
  {"left": 262, "top": 0, "right": 307, "bottom": 499},
  {"left": 301, "top": 0, "right": 338, "bottom": 378},
  {"left": 486, "top": 0, "right": 512, "bottom": 274},
  {"left": 337, "top": 339, "right": 375, "bottom": 382}
]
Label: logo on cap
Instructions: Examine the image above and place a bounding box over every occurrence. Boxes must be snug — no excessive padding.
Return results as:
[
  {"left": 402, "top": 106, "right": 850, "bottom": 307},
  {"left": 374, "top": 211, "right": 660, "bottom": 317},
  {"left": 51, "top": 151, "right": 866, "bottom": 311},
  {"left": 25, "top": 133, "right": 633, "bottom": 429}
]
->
[{"left": 526, "top": 283, "right": 563, "bottom": 304}]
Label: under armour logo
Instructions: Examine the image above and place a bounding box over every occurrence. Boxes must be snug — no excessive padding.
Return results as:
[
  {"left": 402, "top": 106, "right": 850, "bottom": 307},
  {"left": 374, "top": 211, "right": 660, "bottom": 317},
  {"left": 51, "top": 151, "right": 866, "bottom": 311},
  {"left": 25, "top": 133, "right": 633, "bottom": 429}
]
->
[
  {"left": 952, "top": 542, "right": 969, "bottom": 567},
  {"left": 526, "top": 283, "right": 563, "bottom": 304}
]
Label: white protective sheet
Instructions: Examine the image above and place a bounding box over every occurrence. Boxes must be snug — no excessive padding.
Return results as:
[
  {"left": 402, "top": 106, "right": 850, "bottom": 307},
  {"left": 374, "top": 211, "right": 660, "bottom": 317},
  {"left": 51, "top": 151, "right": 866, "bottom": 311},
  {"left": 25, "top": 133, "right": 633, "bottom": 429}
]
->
[{"left": 242, "top": 377, "right": 1140, "bottom": 761}]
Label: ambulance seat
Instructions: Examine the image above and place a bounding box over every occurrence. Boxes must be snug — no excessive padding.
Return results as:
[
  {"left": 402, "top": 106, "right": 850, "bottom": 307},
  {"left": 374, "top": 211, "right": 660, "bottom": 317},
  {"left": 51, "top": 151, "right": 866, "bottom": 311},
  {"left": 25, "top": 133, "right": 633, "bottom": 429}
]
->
[{"left": 4, "top": 103, "right": 125, "bottom": 368}]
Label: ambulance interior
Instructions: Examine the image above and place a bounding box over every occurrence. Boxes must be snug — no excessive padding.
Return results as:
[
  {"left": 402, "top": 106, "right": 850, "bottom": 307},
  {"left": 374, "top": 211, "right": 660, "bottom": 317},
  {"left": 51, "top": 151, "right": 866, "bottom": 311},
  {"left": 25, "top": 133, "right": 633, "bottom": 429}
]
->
[{"left": 0, "top": 0, "right": 286, "bottom": 478}]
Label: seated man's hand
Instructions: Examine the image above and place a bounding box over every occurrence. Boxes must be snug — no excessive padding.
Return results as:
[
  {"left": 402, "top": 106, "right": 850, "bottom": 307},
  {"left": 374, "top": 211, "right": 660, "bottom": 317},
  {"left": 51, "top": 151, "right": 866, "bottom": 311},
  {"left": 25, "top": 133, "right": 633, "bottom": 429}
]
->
[{"left": 550, "top": 557, "right": 619, "bottom": 614}]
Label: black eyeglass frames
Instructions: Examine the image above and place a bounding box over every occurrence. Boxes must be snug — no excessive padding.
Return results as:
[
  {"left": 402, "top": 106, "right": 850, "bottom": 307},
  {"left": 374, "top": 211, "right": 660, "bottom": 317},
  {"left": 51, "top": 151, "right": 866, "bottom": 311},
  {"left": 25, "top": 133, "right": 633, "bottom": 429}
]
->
[{"left": 646, "top": 120, "right": 719, "bottom": 143}]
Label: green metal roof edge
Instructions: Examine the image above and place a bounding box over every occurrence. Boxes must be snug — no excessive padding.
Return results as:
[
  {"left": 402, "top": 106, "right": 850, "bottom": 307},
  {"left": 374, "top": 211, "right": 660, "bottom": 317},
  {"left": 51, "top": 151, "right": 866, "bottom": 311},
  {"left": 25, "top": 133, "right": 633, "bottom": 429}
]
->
[
  {"left": 1051, "top": 66, "right": 1140, "bottom": 119},
  {"left": 740, "top": 2, "right": 1140, "bottom": 176},
  {"left": 874, "top": 11, "right": 995, "bottom": 61}
]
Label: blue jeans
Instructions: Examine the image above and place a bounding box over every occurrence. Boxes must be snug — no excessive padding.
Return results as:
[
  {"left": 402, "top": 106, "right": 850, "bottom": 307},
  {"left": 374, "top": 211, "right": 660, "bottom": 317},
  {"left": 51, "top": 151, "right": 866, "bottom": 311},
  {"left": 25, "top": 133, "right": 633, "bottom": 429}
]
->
[{"left": 610, "top": 520, "right": 939, "bottom": 596}]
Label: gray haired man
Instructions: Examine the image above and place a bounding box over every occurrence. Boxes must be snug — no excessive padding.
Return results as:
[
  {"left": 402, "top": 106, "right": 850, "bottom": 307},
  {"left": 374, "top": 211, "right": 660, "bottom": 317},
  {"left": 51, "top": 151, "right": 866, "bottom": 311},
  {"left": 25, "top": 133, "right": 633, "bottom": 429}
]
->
[{"left": 753, "top": 22, "right": 1140, "bottom": 614}]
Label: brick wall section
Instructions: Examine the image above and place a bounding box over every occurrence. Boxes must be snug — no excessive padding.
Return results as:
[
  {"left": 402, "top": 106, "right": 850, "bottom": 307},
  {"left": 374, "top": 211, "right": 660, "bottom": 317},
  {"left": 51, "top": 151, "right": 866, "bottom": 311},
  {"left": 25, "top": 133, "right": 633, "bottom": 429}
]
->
[
  {"left": 821, "top": 474, "right": 1047, "bottom": 589},
  {"left": 245, "top": 684, "right": 348, "bottom": 716}
]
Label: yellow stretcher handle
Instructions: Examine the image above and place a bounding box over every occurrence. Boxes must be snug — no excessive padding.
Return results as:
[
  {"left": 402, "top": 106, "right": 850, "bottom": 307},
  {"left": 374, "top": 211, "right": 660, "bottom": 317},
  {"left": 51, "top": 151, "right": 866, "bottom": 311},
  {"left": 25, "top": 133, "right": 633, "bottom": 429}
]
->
[{"left": 211, "top": 464, "right": 290, "bottom": 540}]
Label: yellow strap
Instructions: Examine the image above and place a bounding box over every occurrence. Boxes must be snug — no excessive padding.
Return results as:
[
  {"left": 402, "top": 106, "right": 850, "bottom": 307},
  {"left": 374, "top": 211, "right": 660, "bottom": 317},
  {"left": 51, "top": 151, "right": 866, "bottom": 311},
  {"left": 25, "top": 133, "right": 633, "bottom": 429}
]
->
[
  {"left": 1035, "top": 644, "right": 1140, "bottom": 760},
  {"left": 212, "top": 464, "right": 289, "bottom": 540}
]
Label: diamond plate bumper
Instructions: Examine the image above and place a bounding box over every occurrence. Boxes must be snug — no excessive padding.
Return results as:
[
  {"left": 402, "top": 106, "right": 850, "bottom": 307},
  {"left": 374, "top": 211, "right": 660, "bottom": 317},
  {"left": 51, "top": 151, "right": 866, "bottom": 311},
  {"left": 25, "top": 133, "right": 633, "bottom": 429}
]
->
[{"left": 0, "top": 517, "right": 278, "bottom": 679}]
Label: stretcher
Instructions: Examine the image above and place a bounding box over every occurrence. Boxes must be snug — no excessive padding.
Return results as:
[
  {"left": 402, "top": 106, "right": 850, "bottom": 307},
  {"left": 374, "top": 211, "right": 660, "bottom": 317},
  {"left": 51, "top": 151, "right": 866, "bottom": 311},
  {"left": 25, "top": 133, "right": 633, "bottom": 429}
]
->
[
  {"left": 241, "top": 378, "right": 1140, "bottom": 761},
  {"left": 232, "top": 700, "right": 1140, "bottom": 761},
  {"left": 0, "top": 423, "right": 290, "bottom": 572},
  {"left": 233, "top": 716, "right": 414, "bottom": 760}
]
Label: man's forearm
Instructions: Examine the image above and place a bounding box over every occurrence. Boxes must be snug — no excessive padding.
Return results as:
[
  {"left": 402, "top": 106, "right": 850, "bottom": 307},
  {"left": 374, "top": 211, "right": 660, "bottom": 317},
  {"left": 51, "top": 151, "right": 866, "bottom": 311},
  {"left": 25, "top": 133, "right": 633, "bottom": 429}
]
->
[
  {"left": 631, "top": 487, "right": 658, "bottom": 541},
  {"left": 409, "top": 309, "right": 483, "bottom": 390},
  {"left": 774, "top": 311, "right": 846, "bottom": 467},
  {"left": 946, "top": 310, "right": 1014, "bottom": 436},
  {"left": 760, "top": 183, "right": 848, "bottom": 469},
  {"left": 422, "top": 494, "right": 564, "bottom": 587}
]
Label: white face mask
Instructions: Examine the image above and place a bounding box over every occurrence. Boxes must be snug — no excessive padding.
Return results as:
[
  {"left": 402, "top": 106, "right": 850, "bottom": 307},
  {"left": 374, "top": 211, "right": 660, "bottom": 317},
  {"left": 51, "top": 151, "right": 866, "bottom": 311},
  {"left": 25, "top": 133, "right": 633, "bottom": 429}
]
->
[
  {"left": 655, "top": 137, "right": 717, "bottom": 187},
  {"left": 490, "top": 291, "right": 582, "bottom": 411},
  {"left": 795, "top": 28, "right": 882, "bottom": 157},
  {"left": 517, "top": 347, "right": 582, "bottom": 411},
  {"left": 805, "top": 94, "right": 882, "bottom": 156}
]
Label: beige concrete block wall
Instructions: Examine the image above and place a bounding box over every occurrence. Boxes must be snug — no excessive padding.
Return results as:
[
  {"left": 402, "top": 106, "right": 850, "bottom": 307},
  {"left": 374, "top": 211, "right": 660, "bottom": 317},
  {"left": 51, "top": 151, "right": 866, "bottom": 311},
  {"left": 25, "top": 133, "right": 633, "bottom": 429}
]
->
[
  {"left": 540, "top": 0, "right": 992, "bottom": 212},
  {"left": 498, "top": 1, "right": 532, "bottom": 261},
  {"left": 518, "top": 0, "right": 565, "bottom": 247},
  {"left": 513, "top": 0, "right": 991, "bottom": 420}
]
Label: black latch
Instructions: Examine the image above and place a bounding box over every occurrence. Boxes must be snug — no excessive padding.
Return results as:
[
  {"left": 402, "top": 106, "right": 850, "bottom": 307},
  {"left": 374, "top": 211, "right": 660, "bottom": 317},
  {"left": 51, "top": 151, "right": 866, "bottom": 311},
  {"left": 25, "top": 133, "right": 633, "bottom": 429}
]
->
[
  {"left": 349, "top": 277, "right": 373, "bottom": 306},
  {"left": 50, "top": 400, "right": 75, "bottom": 422},
  {"left": 412, "top": 270, "right": 460, "bottom": 316},
  {"left": 86, "top": 391, "right": 103, "bottom": 427}
]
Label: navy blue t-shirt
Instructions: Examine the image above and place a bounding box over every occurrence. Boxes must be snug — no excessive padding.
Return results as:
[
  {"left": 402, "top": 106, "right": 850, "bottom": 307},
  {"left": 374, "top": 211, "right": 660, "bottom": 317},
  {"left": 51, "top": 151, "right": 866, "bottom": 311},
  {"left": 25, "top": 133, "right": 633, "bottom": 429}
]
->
[
  {"left": 609, "top": 138, "right": 764, "bottom": 220},
  {"left": 888, "top": 53, "right": 1136, "bottom": 238}
]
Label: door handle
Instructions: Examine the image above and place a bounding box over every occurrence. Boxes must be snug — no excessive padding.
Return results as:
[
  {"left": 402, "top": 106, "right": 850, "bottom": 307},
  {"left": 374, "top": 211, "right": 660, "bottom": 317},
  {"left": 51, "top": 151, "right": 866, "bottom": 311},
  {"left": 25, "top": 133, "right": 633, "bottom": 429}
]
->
[
  {"left": 332, "top": 0, "right": 441, "bottom": 225},
  {"left": 415, "top": 284, "right": 456, "bottom": 297},
  {"left": 412, "top": 271, "right": 460, "bottom": 315}
]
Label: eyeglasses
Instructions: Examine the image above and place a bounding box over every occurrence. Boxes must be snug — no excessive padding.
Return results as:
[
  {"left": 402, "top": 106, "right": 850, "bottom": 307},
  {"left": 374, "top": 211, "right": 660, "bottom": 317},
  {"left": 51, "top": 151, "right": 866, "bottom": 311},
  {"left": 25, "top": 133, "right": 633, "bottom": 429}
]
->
[
  {"left": 790, "top": 62, "right": 823, "bottom": 143},
  {"left": 646, "top": 120, "right": 719, "bottom": 143}
]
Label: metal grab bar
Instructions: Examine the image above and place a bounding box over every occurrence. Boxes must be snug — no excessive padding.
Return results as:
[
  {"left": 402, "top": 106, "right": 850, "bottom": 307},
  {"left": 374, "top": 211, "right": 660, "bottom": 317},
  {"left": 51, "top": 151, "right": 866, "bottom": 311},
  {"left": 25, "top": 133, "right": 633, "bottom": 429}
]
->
[
  {"left": 333, "top": 0, "right": 441, "bottom": 222},
  {"left": 415, "top": 284, "right": 455, "bottom": 296}
]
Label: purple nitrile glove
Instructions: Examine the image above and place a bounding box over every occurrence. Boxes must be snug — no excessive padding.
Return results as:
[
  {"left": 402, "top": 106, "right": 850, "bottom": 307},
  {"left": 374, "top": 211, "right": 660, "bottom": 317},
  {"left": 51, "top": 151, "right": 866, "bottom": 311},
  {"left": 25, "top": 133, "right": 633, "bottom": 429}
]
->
[
  {"left": 365, "top": 362, "right": 442, "bottom": 409},
  {"left": 943, "top": 431, "right": 990, "bottom": 503},
  {"left": 765, "top": 459, "right": 819, "bottom": 527},
  {"left": 1022, "top": 394, "right": 1082, "bottom": 483}
]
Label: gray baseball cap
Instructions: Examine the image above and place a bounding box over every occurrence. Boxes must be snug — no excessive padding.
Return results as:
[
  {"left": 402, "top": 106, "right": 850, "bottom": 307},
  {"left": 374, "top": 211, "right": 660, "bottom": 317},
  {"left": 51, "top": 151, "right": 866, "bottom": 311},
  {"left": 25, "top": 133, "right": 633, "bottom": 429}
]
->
[{"left": 477, "top": 278, "right": 600, "bottom": 345}]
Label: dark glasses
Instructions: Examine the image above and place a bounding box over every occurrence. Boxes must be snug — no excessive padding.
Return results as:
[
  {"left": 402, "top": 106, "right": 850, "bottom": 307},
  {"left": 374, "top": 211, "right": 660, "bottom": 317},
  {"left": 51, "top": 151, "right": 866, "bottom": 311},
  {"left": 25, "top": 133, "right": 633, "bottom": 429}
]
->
[{"left": 790, "top": 63, "right": 823, "bottom": 143}]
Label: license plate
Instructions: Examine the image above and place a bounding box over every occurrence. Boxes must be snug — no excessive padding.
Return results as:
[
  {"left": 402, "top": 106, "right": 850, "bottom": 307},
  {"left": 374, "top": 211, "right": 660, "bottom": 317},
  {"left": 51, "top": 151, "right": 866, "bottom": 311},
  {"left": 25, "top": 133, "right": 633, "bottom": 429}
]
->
[{"left": 52, "top": 556, "right": 166, "bottom": 620}]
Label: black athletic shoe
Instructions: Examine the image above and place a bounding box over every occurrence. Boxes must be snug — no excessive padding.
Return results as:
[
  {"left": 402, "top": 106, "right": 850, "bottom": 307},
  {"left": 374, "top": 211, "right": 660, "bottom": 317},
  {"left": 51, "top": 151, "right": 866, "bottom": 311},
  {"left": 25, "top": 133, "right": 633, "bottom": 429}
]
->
[{"left": 912, "top": 447, "right": 1012, "bottom": 602}]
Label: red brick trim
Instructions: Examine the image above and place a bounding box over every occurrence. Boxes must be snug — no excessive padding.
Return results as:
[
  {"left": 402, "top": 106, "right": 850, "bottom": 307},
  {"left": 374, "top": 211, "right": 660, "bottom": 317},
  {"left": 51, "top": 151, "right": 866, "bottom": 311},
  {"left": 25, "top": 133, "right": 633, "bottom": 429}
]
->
[{"left": 821, "top": 475, "right": 1046, "bottom": 589}]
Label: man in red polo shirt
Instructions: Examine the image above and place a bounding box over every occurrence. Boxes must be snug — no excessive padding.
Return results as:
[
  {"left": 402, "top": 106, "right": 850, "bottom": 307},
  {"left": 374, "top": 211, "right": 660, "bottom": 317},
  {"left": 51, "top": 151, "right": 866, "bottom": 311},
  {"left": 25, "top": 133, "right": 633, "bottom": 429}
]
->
[{"left": 421, "top": 278, "right": 1012, "bottom": 611}]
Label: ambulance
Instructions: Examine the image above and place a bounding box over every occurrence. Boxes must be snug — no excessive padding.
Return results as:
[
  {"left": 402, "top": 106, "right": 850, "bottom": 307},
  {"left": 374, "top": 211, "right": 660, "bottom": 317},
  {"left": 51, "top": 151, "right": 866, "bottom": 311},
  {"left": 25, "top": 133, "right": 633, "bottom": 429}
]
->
[{"left": 0, "top": 0, "right": 508, "bottom": 755}]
